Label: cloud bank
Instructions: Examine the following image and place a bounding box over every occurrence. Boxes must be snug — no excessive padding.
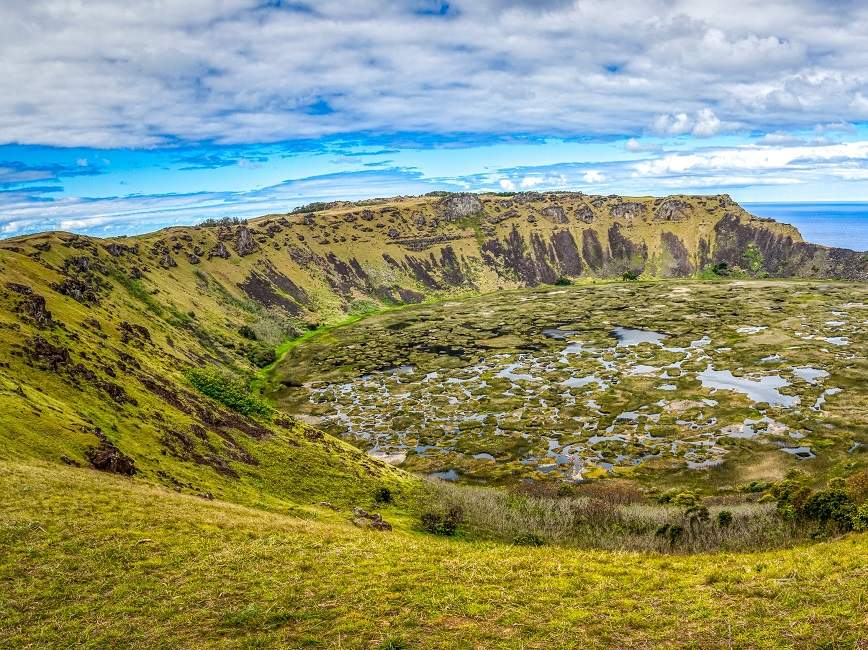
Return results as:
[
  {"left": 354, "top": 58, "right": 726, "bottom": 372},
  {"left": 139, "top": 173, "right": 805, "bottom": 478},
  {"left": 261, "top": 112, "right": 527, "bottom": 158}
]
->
[{"left": 3, "top": 0, "right": 868, "bottom": 147}]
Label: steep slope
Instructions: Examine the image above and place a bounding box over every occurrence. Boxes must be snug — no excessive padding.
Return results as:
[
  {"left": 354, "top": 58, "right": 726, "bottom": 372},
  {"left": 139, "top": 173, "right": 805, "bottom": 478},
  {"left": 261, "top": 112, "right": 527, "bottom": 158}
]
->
[{"left": 0, "top": 191, "right": 865, "bottom": 504}]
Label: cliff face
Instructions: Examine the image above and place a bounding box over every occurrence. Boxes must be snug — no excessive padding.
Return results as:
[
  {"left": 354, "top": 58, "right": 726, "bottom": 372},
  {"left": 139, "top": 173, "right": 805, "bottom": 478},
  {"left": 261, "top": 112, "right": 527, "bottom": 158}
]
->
[
  {"left": 0, "top": 191, "right": 863, "bottom": 502},
  {"left": 3, "top": 192, "right": 863, "bottom": 330}
]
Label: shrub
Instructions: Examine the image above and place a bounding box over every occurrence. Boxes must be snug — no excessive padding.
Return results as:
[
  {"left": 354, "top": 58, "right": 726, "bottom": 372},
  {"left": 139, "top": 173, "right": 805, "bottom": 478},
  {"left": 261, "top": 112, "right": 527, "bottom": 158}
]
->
[
  {"left": 238, "top": 325, "right": 257, "bottom": 340},
  {"left": 374, "top": 487, "right": 393, "bottom": 504},
  {"left": 186, "top": 366, "right": 273, "bottom": 419},
  {"left": 622, "top": 269, "right": 640, "bottom": 281},
  {"left": 801, "top": 487, "right": 856, "bottom": 531},
  {"left": 247, "top": 345, "right": 277, "bottom": 368},
  {"left": 717, "top": 510, "right": 733, "bottom": 527},
  {"left": 553, "top": 276, "right": 572, "bottom": 286},
  {"left": 852, "top": 504, "right": 868, "bottom": 532},
  {"left": 671, "top": 491, "right": 699, "bottom": 507},
  {"left": 420, "top": 505, "right": 463, "bottom": 536},
  {"left": 513, "top": 532, "right": 545, "bottom": 546}
]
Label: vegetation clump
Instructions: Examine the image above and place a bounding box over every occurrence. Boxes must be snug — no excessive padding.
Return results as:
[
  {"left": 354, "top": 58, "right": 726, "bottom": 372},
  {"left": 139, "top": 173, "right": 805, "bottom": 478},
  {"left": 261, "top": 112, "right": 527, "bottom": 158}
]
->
[{"left": 186, "top": 366, "right": 273, "bottom": 419}]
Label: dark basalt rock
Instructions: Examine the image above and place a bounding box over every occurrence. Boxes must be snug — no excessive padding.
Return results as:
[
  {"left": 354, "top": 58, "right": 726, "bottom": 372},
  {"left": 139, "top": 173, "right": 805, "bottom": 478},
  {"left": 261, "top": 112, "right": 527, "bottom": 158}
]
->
[
  {"left": 104, "top": 242, "right": 139, "bottom": 257},
  {"left": 234, "top": 225, "right": 258, "bottom": 256},
  {"left": 550, "top": 230, "right": 583, "bottom": 276},
  {"left": 660, "top": 231, "right": 694, "bottom": 276},
  {"left": 575, "top": 204, "right": 595, "bottom": 223},
  {"left": 6, "top": 283, "right": 53, "bottom": 328},
  {"left": 86, "top": 429, "right": 136, "bottom": 475},
  {"left": 712, "top": 212, "right": 868, "bottom": 280},
  {"left": 610, "top": 202, "right": 647, "bottom": 224},
  {"left": 24, "top": 336, "right": 70, "bottom": 371},
  {"left": 438, "top": 193, "right": 484, "bottom": 222},
  {"left": 582, "top": 229, "right": 605, "bottom": 271},
  {"left": 655, "top": 199, "right": 691, "bottom": 222},
  {"left": 119, "top": 321, "right": 151, "bottom": 344},
  {"left": 159, "top": 252, "right": 177, "bottom": 268},
  {"left": 186, "top": 253, "right": 200, "bottom": 264},
  {"left": 208, "top": 241, "right": 231, "bottom": 260},
  {"left": 608, "top": 223, "right": 647, "bottom": 274},
  {"left": 351, "top": 507, "right": 392, "bottom": 531},
  {"left": 541, "top": 205, "right": 568, "bottom": 224}
]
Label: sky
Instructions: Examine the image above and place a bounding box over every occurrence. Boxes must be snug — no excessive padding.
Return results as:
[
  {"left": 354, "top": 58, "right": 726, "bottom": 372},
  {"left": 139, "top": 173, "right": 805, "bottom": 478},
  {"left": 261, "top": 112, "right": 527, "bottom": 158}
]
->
[{"left": 3, "top": 0, "right": 868, "bottom": 238}]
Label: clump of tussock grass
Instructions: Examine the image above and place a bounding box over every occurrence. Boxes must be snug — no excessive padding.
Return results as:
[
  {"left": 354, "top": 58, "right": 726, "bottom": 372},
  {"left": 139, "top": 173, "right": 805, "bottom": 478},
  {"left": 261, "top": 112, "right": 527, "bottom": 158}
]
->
[{"left": 418, "top": 480, "right": 800, "bottom": 553}]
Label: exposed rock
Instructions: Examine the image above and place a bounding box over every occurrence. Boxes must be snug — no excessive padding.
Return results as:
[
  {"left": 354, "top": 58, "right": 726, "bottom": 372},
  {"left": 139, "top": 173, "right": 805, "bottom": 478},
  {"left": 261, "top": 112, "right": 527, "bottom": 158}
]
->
[
  {"left": 575, "top": 205, "right": 595, "bottom": 223},
  {"left": 186, "top": 253, "right": 200, "bottom": 264},
  {"left": 438, "top": 193, "right": 484, "bottom": 222},
  {"left": 541, "top": 205, "right": 568, "bottom": 224},
  {"left": 119, "top": 321, "right": 151, "bottom": 344},
  {"left": 413, "top": 213, "right": 426, "bottom": 226},
  {"left": 550, "top": 231, "right": 583, "bottom": 276},
  {"left": 104, "top": 242, "right": 139, "bottom": 257},
  {"left": 655, "top": 199, "right": 691, "bottom": 222},
  {"left": 24, "top": 336, "right": 70, "bottom": 371},
  {"left": 660, "top": 232, "right": 694, "bottom": 276},
  {"left": 351, "top": 507, "right": 392, "bottom": 531},
  {"left": 159, "top": 252, "right": 177, "bottom": 268},
  {"left": 610, "top": 202, "right": 647, "bottom": 225},
  {"left": 581, "top": 229, "right": 605, "bottom": 271},
  {"left": 86, "top": 429, "right": 136, "bottom": 475},
  {"left": 208, "top": 241, "right": 231, "bottom": 260},
  {"left": 6, "top": 283, "right": 53, "bottom": 328},
  {"left": 234, "top": 225, "right": 258, "bottom": 256}
]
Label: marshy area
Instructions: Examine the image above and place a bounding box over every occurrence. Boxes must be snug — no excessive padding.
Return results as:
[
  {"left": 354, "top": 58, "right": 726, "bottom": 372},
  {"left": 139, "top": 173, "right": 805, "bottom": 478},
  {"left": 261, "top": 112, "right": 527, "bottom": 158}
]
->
[{"left": 270, "top": 279, "right": 866, "bottom": 492}]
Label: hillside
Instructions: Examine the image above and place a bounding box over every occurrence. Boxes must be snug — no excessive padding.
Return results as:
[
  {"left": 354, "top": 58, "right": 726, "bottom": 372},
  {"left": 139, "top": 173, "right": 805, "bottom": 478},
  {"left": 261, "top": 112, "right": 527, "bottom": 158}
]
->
[
  {"left": 2, "top": 460, "right": 866, "bottom": 648},
  {"left": 1, "top": 192, "right": 865, "bottom": 500},
  {"left": 1, "top": 192, "right": 866, "bottom": 648}
]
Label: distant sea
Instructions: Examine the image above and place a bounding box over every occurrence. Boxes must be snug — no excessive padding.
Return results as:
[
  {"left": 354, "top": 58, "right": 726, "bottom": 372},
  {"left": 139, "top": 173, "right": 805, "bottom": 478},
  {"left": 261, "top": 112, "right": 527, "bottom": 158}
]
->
[{"left": 743, "top": 202, "right": 868, "bottom": 252}]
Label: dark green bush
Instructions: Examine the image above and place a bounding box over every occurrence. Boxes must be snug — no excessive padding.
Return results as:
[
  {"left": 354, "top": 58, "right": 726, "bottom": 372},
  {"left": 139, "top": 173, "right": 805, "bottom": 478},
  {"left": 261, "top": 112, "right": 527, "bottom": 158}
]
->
[
  {"left": 186, "top": 366, "right": 273, "bottom": 419},
  {"left": 513, "top": 532, "right": 545, "bottom": 546},
  {"left": 420, "top": 505, "right": 463, "bottom": 536},
  {"left": 248, "top": 345, "right": 277, "bottom": 368},
  {"left": 374, "top": 487, "right": 393, "bottom": 504},
  {"left": 553, "top": 276, "right": 572, "bottom": 286},
  {"left": 238, "top": 325, "right": 257, "bottom": 340},
  {"left": 717, "top": 510, "right": 733, "bottom": 527}
]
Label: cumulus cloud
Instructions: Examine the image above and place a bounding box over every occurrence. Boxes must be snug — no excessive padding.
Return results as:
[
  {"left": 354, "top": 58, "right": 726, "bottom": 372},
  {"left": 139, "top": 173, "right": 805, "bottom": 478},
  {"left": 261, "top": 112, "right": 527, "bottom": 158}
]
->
[
  {"left": 2, "top": 1, "right": 868, "bottom": 147},
  {"left": 653, "top": 109, "right": 722, "bottom": 138},
  {"left": 583, "top": 170, "right": 605, "bottom": 183}
]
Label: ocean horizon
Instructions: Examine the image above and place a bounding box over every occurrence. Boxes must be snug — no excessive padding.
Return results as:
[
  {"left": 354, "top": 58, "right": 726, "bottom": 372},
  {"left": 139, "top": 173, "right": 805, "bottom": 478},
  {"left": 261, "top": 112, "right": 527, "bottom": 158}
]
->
[{"left": 744, "top": 202, "right": 868, "bottom": 252}]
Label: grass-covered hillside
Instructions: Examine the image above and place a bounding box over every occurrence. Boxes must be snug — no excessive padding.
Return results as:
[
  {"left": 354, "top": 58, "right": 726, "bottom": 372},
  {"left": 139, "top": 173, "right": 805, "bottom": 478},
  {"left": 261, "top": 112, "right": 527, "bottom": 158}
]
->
[
  {"left": 2, "top": 461, "right": 866, "bottom": 649},
  {"left": 0, "top": 192, "right": 866, "bottom": 648}
]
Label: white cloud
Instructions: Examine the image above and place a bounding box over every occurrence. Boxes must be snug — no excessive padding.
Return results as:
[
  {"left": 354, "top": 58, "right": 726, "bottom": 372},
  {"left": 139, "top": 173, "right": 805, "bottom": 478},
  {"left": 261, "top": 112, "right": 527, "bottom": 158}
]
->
[
  {"left": 498, "top": 178, "right": 516, "bottom": 191},
  {"left": 583, "top": 170, "right": 605, "bottom": 183},
  {"left": 653, "top": 109, "right": 723, "bottom": 138},
  {"left": 2, "top": 1, "right": 868, "bottom": 147}
]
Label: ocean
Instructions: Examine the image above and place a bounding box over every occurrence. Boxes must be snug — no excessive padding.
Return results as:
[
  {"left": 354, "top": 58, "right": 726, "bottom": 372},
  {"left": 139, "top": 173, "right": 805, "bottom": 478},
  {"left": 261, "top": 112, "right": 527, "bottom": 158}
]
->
[{"left": 743, "top": 202, "right": 868, "bottom": 252}]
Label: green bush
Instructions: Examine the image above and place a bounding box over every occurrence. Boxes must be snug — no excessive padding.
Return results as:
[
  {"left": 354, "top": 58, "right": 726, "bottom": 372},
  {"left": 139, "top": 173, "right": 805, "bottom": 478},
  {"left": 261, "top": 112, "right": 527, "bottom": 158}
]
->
[
  {"left": 186, "top": 366, "right": 273, "bottom": 419},
  {"left": 247, "top": 345, "right": 277, "bottom": 368},
  {"left": 420, "top": 505, "right": 463, "bottom": 536},
  {"left": 717, "top": 510, "right": 734, "bottom": 527},
  {"left": 852, "top": 504, "right": 868, "bottom": 532},
  {"left": 513, "top": 532, "right": 545, "bottom": 546},
  {"left": 238, "top": 325, "right": 257, "bottom": 340},
  {"left": 374, "top": 487, "right": 393, "bottom": 504},
  {"left": 553, "top": 276, "right": 572, "bottom": 286}
]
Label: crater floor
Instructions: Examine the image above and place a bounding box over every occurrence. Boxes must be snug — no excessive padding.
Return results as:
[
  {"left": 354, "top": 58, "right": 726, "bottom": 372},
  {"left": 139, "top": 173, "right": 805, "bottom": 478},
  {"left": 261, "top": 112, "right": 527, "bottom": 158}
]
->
[{"left": 271, "top": 280, "right": 867, "bottom": 487}]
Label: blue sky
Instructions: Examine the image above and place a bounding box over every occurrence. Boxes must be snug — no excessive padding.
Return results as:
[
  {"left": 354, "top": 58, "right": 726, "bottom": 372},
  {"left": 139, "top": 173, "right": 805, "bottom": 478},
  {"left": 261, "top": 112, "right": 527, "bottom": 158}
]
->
[{"left": 3, "top": 0, "right": 868, "bottom": 237}]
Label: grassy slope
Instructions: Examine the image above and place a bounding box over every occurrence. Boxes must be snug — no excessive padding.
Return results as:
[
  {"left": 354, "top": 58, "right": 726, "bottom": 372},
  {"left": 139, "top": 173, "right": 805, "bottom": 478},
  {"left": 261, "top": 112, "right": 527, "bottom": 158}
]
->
[
  {"left": 2, "top": 461, "right": 866, "bottom": 649},
  {"left": 1, "top": 194, "right": 866, "bottom": 648}
]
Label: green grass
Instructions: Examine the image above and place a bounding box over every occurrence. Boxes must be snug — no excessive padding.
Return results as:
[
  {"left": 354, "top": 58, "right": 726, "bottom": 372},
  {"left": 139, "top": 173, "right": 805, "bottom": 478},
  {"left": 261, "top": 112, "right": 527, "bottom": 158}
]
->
[{"left": 1, "top": 461, "right": 865, "bottom": 649}]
